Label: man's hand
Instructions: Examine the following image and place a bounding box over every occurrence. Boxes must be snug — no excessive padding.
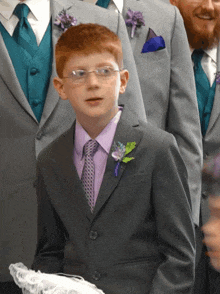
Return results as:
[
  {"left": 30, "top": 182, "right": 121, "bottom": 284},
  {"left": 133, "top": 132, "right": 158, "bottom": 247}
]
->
[{"left": 203, "top": 196, "right": 220, "bottom": 271}]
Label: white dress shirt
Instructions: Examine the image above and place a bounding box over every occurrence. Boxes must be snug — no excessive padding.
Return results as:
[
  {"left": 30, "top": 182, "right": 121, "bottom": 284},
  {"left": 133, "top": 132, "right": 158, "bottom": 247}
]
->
[
  {"left": 0, "top": 0, "right": 51, "bottom": 45},
  {"left": 191, "top": 47, "right": 217, "bottom": 86},
  {"left": 83, "top": 0, "right": 123, "bottom": 14}
]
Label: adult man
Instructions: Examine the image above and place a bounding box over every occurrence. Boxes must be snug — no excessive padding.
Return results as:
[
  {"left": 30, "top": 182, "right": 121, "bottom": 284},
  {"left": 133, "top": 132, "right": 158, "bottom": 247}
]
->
[
  {"left": 85, "top": 0, "right": 203, "bottom": 227},
  {"left": 0, "top": 0, "right": 145, "bottom": 293},
  {"left": 170, "top": 0, "right": 220, "bottom": 292}
]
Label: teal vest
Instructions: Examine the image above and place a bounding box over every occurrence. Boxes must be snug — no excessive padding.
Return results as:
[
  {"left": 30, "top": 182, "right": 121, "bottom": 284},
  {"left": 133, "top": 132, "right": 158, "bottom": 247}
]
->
[
  {"left": 198, "top": 81, "right": 216, "bottom": 136},
  {"left": 0, "top": 20, "right": 53, "bottom": 122}
]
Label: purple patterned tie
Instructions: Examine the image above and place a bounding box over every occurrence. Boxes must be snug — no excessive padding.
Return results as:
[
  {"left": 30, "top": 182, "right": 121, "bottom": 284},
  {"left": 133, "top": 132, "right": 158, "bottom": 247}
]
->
[{"left": 81, "top": 140, "right": 99, "bottom": 211}]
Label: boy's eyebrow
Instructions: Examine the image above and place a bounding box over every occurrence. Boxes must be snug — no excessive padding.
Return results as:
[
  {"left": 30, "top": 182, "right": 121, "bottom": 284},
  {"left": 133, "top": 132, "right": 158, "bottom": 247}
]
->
[{"left": 70, "top": 62, "right": 117, "bottom": 70}]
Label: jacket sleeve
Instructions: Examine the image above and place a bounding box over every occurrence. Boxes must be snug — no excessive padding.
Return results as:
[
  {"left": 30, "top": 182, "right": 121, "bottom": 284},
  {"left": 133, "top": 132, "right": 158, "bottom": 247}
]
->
[
  {"left": 166, "top": 7, "right": 203, "bottom": 225},
  {"left": 32, "top": 166, "right": 67, "bottom": 273},
  {"left": 150, "top": 133, "right": 195, "bottom": 293}
]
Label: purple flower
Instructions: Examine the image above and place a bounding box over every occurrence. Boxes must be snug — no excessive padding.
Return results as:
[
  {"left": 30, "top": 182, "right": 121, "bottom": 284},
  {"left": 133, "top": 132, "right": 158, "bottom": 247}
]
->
[
  {"left": 54, "top": 8, "right": 77, "bottom": 32},
  {"left": 216, "top": 72, "right": 220, "bottom": 84},
  {"left": 112, "top": 142, "right": 126, "bottom": 162},
  {"left": 125, "top": 9, "right": 145, "bottom": 38}
]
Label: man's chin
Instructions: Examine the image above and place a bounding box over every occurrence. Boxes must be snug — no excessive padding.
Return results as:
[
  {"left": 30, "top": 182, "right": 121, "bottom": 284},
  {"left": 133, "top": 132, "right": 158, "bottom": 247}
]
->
[
  {"left": 186, "top": 23, "right": 220, "bottom": 49},
  {"left": 188, "top": 30, "right": 219, "bottom": 50}
]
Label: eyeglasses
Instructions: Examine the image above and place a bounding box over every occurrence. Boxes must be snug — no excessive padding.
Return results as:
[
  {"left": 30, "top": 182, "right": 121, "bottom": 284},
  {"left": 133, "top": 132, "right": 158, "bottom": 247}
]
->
[{"left": 63, "top": 66, "right": 121, "bottom": 84}]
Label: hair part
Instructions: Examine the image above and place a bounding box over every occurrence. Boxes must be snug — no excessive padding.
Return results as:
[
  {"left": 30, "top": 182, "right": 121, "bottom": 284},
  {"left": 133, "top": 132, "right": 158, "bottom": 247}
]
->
[{"left": 55, "top": 23, "right": 123, "bottom": 78}]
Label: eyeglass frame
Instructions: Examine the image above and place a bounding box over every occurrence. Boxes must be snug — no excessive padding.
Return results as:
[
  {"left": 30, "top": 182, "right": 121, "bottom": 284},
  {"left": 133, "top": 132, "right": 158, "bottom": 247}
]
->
[{"left": 62, "top": 66, "right": 123, "bottom": 85}]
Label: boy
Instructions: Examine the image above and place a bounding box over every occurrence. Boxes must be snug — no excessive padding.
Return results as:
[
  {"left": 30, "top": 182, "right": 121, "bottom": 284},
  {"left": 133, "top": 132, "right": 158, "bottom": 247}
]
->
[{"left": 32, "top": 23, "right": 195, "bottom": 293}]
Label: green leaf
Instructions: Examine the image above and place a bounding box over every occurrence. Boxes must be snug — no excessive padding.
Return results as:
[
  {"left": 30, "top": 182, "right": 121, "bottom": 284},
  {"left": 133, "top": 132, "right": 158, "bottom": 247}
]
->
[
  {"left": 122, "top": 157, "right": 134, "bottom": 163},
  {"left": 124, "top": 142, "right": 136, "bottom": 156}
]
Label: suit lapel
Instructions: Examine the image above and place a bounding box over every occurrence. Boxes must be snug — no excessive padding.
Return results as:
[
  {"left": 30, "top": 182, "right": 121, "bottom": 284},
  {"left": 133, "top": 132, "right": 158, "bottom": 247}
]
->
[
  {"left": 0, "top": 33, "right": 38, "bottom": 122},
  {"left": 39, "top": 0, "right": 64, "bottom": 128},
  {"left": 92, "top": 107, "right": 142, "bottom": 219},
  {"left": 50, "top": 123, "right": 92, "bottom": 232},
  {"left": 206, "top": 45, "right": 220, "bottom": 135},
  {"left": 122, "top": 0, "right": 150, "bottom": 53}
]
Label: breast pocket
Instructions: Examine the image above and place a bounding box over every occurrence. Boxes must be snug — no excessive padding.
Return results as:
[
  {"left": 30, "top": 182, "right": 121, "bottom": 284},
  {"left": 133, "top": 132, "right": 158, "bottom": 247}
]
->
[{"left": 135, "top": 48, "right": 169, "bottom": 79}]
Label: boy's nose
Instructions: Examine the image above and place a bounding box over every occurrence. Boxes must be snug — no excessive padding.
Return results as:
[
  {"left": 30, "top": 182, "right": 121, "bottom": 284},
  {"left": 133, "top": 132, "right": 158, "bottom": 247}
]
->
[{"left": 86, "top": 72, "right": 100, "bottom": 88}]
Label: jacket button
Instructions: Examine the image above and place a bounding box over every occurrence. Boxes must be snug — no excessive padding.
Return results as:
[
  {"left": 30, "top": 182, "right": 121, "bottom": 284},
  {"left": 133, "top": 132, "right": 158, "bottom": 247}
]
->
[
  {"left": 36, "top": 131, "right": 43, "bottom": 140},
  {"left": 89, "top": 230, "right": 98, "bottom": 240},
  {"left": 32, "top": 100, "right": 40, "bottom": 107},
  {"left": 92, "top": 271, "right": 101, "bottom": 281},
  {"left": 30, "top": 68, "right": 38, "bottom": 75}
]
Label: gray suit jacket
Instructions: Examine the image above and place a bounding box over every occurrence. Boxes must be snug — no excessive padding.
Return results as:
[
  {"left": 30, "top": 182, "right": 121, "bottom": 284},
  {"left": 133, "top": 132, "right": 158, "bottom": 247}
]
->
[
  {"left": 0, "top": 0, "right": 145, "bottom": 282},
  {"left": 33, "top": 106, "right": 195, "bottom": 294},
  {"left": 202, "top": 45, "right": 220, "bottom": 224},
  {"left": 120, "top": 0, "right": 203, "bottom": 225}
]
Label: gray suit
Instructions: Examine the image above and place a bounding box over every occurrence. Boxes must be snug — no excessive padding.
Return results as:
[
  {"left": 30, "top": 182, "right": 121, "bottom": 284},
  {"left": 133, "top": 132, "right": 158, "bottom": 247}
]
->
[
  {"left": 0, "top": 0, "right": 145, "bottom": 282},
  {"left": 33, "top": 106, "right": 195, "bottom": 294},
  {"left": 202, "top": 46, "right": 220, "bottom": 224},
  {"left": 120, "top": 0, "right": 203, "bottom": 225},
  {"left": 194, "top": 47, "right": 220, "bottom": 294}
]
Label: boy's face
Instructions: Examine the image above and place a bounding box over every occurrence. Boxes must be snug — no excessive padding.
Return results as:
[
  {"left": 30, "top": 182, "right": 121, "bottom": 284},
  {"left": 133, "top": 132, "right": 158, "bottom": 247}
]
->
[{"left": 54, "top": 51, "right": 128, "bottom": 125}]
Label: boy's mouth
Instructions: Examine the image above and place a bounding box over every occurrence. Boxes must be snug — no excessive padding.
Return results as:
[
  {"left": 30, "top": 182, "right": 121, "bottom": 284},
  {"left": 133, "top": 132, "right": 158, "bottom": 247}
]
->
[
  {"left": 86, "top": 97, "right": 103, "bottom": 101},
  {"left": 86, "top": 97, "right": 103, "bottom": 105}
]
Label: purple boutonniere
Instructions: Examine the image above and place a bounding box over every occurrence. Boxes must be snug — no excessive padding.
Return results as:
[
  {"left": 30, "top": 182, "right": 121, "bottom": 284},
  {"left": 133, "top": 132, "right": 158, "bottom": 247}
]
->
[
  {"left": 125, "top": 9, "right": 145, "bottom": 38},
  {"left": 54, "top": 7, "right": 77, "bottom": 32},
  {"left": 216, "top": 72, "right": 220, "bottom": 84},
  {"left": 112, "top": 142, "right": 136, "bottom": 177}
]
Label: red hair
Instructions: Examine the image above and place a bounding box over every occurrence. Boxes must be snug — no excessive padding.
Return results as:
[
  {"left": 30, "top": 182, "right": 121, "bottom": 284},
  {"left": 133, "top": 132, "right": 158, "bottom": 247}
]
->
[{"left": 55, "top": 23, "right": 123, "bottom": 78}]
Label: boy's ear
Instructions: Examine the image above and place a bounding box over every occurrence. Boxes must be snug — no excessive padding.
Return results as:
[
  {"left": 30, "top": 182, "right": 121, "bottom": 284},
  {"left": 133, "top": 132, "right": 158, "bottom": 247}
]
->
[
  {"left": 119, "top": 70, "right": 129, "bottom": 94},
  {"left": 53, "top": 77, "right": 68, "bottom": 100},
  {"left": 169, "top": 0, "right": 178, "bottom": 6}
]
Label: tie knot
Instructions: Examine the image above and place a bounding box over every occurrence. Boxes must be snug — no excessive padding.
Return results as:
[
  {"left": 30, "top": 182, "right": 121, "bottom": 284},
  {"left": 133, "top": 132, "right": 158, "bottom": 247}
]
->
[
  {"left": 84, "top": 140, "right": 99, "bottom": 157},
  {"left": 192, "top": 49, "right": 204, "bottom": 66},
  {"left": 13, "top": 3, "right": 30, "bottom": 20}
]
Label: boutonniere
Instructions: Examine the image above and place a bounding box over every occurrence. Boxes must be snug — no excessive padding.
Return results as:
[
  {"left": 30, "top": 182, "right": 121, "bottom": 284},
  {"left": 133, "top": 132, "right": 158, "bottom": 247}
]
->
[
  {"left": 125, "top": 9, "right": 145, "bottom": 38},
  {"left": 54, "top": 7, "right": 77, "bottom": 32},
  {"left": 216, "top": 72, "right": 220, "bottom": 84},
  {"left": 112, "top": 142, "right": 136, "bottom": 177}
]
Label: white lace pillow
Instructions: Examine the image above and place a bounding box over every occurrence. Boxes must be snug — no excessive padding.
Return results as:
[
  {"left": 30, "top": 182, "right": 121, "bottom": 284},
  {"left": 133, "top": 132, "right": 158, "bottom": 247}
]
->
[{"left": 9, "top": 263, "right": 105, "bottom": 294}]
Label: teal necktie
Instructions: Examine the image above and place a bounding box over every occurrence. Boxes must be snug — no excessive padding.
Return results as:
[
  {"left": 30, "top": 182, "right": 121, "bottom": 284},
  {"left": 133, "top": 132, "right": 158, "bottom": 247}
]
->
[
  {"left": 192, "top": 49, "right": 210, "bottom": 136},
  {"left": 96, "top": 0, "right": 111, "bottom": 8},
  {"left": 13, "top": 4, "right": 38, "bottom": 57}
]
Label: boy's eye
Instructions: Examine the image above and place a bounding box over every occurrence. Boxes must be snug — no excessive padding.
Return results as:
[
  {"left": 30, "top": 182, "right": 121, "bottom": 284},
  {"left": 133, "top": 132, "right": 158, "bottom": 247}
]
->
[
  {"left": 97, "top": 67, "right": 112, "bottom": 75},
  {"left": 72, "top": 70, "right": 86, "bottom": 78}
]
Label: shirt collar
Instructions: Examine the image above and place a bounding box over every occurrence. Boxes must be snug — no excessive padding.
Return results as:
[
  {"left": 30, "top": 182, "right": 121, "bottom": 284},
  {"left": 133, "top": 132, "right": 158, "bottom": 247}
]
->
[
  {"left": 112, "top": 0, "right": 123, "bottom": 13},
  {"left": 96, "top": 108, "right": 122, "bottom": 154},
  {"left": 190, "top": 46, "right": 217, "bottom": 64},
  {"left": 204, "top": 47, "right": 217, "bottom": 64},
  {"left": 0, "top": 0, "right": 50, "bottom": 21},
  {"left": 74, "top": 108, "right": 122, "bottom": 159}
]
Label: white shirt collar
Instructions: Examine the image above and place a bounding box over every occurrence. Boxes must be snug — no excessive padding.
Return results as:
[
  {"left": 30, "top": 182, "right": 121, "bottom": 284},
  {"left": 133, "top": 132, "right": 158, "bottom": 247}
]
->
[
  {"left": 190, "top": 46, "right": 217, "bottom": 64},
  {"left": 0, "top": 0, "right": 50, "bottom": 21},
  {"left": 204, "top": 47, "right": 217, "bottom": 64},
  {"left": 112, "top": 0, "right": 123, "bottom": 13}
]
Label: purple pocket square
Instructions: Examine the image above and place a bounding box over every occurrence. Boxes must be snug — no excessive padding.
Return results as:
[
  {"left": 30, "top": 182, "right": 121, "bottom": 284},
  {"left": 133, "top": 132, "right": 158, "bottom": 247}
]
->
[{"left": 141, "top": 28, "right": 165, "bottom": 53}]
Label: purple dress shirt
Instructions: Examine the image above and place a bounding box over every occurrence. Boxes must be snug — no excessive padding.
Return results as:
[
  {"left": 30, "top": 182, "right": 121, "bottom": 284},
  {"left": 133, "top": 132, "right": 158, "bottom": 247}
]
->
[{"left": 73, "top": 108, "right": 122, "bottom": 205}]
